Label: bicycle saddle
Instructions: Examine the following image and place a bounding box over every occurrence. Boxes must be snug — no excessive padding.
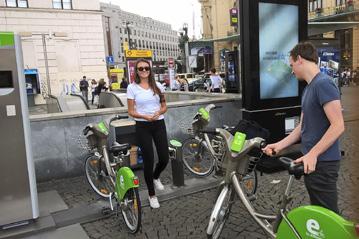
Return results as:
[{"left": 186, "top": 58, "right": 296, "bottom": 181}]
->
[
  {"left": 278, "top": 157, "right": 305, "bottom": 180},
  {"left": 110, "top": 142, "right": 131, "bottom": 154}
]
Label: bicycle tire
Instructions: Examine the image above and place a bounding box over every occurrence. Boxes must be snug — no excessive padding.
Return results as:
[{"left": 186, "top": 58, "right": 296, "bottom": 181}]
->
[
  {"left": 207, "top": 185, "right": 234, "bottom": 239},
  {"left": 182, "top": 137, "right": 215, "bottom": 177},
  {"left": 121, "top": 187, "right": 142, "bottom": 233},
  {"left": 84, "top": 154, "right": 114, "bottom": 198},
  {"left": 241, "top": 169, "right": 258, "bottom": 196}
]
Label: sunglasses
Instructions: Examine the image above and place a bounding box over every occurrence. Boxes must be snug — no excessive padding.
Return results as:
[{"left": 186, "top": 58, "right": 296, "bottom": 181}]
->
[{"left": 137, "top": 66, "right": 150, "bottom": 72}]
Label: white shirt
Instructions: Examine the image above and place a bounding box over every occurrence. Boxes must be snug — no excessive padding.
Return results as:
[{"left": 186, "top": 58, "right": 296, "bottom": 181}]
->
[
  {"left": 210, "top": 75, "right": 222, "bottom": 90},
  {"left": 127, "top": 82, "right": 165, "bottom": 121}
]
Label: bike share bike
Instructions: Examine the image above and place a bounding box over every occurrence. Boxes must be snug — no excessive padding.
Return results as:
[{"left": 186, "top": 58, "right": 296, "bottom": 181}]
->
[
  {"left": 205, "top": 127, "right": 359, "bottom": 239},
  {"left": 182, "top": 104, "right": 261, "bottom": 196},
  {"left": 82, "top": 115, "right": 141, "bottom": 233}
]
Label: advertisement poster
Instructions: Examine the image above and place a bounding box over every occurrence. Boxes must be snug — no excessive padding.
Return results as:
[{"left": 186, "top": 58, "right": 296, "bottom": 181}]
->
[
  {"left": 317, "top": 47, "right": 340, "bottom": 86},
  {"left": 259, "top": 3, "right": 299, "bottom": 99}
]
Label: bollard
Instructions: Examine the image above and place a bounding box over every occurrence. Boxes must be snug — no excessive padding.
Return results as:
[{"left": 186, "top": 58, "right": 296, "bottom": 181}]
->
[{"left": 169, "top": 139, "right": 185, "bottom": 187}]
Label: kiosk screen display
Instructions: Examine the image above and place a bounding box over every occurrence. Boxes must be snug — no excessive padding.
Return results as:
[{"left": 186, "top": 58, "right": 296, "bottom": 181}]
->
[
  {"left": 0, "top": 71, "right": 13, "bottom": 88},
  {"left": 259, "top": 3, "right": 298, "bottom": 99}
]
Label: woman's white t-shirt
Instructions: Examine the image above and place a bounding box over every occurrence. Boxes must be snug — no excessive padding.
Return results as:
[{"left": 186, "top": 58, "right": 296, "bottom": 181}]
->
[{"left": 127, "top": 82, "right": 165, "bottom": 121}]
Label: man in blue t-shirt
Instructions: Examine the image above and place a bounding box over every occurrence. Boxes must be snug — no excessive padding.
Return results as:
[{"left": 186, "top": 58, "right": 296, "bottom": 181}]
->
[{"left": 263, "top": 42, "right": 345, "bottom": 214}]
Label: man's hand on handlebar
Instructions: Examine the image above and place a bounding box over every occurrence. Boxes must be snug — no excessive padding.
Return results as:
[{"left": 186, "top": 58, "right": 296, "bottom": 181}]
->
[
  {"left": 293, "top": 153, "right": 317, "bottom": 174},
  {"left": 262, "top": 143, "right": 283, "bottom": 157}
]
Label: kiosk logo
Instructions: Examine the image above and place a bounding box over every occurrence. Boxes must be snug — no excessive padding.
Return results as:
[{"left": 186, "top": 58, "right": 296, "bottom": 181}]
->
[{"left": 306, "top": 219, "right": 325, "bottom": 239}]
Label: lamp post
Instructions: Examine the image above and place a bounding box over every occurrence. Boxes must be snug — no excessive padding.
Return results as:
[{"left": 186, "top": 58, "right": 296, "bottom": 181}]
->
[
  {"left": 178, "top": 23, "right": 189, "bottom": 73},
  {"left": 124, "top": 21, "right": 132, "bottom": 50}
]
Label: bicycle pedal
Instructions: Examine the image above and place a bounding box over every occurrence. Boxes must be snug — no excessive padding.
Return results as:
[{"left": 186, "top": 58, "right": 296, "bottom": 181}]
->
[{"left": 247, "top": 194, "right": 257, "bottom": 202}]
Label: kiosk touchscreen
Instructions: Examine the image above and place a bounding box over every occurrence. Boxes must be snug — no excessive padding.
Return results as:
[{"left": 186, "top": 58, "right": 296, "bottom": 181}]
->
[
  {"left": 240, "top": 0, "right": 307, "bottom": 142},
  {"left": 0, "top": 32, "right": 39, "bottom": 228}
]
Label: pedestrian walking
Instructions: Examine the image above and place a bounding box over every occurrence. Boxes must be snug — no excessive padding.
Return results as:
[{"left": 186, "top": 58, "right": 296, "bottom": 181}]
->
[
  {"left": 90, "top": 79, "right": 97, "bottom": 105},
  {"left": 79, "top": 76, "right": 89, "bottom": 102},
  {"left": 263, "top": 42, "right": 345, "bottom": 214},
  {"left": 126, "top": 58, "right": 169, "bottom": 209},
  {"left": 120, "top": 77, "right": 128, "bottom": 89}
]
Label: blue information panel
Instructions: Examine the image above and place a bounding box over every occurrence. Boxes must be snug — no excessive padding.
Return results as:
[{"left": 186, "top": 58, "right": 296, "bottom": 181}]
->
[{"left": 317, "top": 47, "right": 340, "bottom": 85}]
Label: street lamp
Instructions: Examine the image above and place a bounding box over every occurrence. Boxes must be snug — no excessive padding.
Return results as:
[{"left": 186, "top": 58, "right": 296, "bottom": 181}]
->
[
  {"left": 178, "top": 23, "right": 189, "bottom": 73},
  {"left": 123, "top": 21, "right": 133, "bottom": 50}
]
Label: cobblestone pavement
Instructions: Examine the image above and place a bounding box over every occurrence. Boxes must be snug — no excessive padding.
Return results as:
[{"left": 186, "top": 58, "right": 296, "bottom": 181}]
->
[{"left": 37, "top": 86, "right": 359, "bottom": 238}]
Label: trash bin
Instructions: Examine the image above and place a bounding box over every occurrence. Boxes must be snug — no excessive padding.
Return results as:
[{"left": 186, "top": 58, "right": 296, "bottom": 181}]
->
[{"left": 169, "top": 139, "right": 184, "bottom": 187}]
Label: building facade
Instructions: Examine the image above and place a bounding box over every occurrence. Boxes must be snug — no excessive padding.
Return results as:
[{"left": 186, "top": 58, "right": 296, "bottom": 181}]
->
[
  {"left": 198, "top": 0, "right": 358, "bottom": 71},
  {"left": 101, "top": 2, "right": 180, "bottom": 69},
  {"left": 0, "top": 0, "right": 107, "bottom": 103},
  {"left": 308, "top": 0, "right": 359, "bottom": 70},
  {"left": 198, "top": 0, "right": 238, "bottom": 71}
]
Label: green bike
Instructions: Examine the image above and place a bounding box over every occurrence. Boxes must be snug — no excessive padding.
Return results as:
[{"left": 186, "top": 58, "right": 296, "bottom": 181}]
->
[
  {"left": 206, "top": 128, "right": 359, "bottom": 239},
  {"left": 83, "top": 115, "right": 141, "bottom": 233}
]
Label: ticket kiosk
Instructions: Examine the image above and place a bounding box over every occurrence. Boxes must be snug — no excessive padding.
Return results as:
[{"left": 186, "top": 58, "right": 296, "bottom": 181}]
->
[{"left": 0, "top": 32, "right": 39, "bottom": 228}]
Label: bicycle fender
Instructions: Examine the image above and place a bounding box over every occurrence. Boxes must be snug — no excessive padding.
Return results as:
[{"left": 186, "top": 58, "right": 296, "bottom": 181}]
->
[
  {"left": 115, "top": 166, "right": 139, "bottom": 200},
  {"left": 276, "top": 205, "right": 358, "bottom": 239}
]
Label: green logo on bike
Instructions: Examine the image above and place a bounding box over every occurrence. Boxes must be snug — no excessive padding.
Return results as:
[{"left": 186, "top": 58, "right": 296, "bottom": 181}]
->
[{"left": 306, "top": 219, "right": 325, "bottom": 239}]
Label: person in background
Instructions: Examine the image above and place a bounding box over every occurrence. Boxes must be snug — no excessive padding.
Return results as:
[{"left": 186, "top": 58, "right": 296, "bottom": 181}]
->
[
  {"left": 263, "top": 42, "right": 344, "bottom": 214},
  {"left": 79, "top": 76, "right": 89, "bottom": 102},
  {"left": 95, "top": 78, "right": 108, "bottom": 96},
  {"left": 209, "top": 68, "right": 222, "bottom": 93},
  {"left": 90, "top": 79, "right": 97, "bottom": 105},
  {"left": 120, "top": 77, "right": 128, "bottom": 89},
  {"left": 127, "top": 58, "right": 169, "bottom": 209}
]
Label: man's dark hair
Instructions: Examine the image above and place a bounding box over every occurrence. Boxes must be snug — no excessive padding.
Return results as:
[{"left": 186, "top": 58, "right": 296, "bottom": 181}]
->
[
  {"left": 290, "top": 41, "right": 318, "bottom": 64},
  {"left": 210, "top": 68, "right": 216, "bottom": 73}
]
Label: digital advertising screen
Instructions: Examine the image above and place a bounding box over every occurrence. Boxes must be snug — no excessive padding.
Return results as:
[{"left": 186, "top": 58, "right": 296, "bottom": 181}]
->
[
  {"left": 259, "top": 3, "right": 299, "bottom": 100},
  {"left": 317, "top": 46, "right": 340, "bottom": 86}
]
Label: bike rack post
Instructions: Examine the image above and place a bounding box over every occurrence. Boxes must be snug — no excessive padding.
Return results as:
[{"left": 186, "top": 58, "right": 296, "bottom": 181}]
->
[{"left": 169, "top": 139, "right": 185, "bottom": 187}]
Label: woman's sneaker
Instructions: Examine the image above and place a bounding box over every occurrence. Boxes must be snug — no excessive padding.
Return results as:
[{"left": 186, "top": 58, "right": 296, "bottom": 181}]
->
[
  {"left": 153, "top": 179, "right": 165, "bottom": 191},
  {"left": 148, "top": 196, "right": 160, "bottom": 209}
]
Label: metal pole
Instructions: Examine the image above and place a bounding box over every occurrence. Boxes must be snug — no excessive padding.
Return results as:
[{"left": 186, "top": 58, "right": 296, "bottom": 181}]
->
[
  {"left": 42, "top": 34, "right": 51, "bottom": 96},
  {"left": 126, "top": 22, "right": 131, "bottom": 50}
]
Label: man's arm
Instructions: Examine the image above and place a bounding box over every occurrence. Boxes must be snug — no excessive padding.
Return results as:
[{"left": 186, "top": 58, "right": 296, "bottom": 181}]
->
[
  {"left": 263, "top": 113, "right": 302, "bottom": 156},
  {"left": 294, "top": 100, "right": 344, "bottom": 173}
]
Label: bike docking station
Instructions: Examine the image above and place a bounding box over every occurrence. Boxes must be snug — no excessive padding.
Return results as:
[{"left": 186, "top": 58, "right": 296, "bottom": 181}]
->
[
  {"left": 0, "top": 33, "right": 39, "bottom": 230},
  {"left": 240, "top": 0, "right": 307, "bottom": 172},
  {"left": 169, "top": 140, "right": 185, "bottom": 187}
]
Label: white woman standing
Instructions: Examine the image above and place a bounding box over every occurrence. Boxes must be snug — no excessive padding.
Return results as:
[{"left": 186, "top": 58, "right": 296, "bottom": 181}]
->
[{"left": 127, "top": 59, "right": 169, "bottom": 209}]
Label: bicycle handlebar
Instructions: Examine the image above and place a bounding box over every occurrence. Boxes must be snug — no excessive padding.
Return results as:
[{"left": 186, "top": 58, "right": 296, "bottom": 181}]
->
[
  {"left": 110, "top": 115, "right": 128, "bottom": 123},
  {"left": 199, "top": 128, "right": 218, "bottom": 135},
  {"left": 278, "top": 157, "right": 305, "bottom": 179}
]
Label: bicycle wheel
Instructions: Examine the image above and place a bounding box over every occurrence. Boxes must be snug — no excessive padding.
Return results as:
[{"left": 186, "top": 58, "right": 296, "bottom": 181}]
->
[
  {"left": 241, "top": 169, "right": 258, "bottom": 196},
  {"left": 121, "top": 187, "right": 142, "bottom": 233},
  {"left": 182, "top": 137, "right": 215, "bottom": 176},
  {"left": 85, "top": 154, "right": 114, "bottom": 198},
  {"left": 207, "top": 185, "right": 234, "bottom": 239}
]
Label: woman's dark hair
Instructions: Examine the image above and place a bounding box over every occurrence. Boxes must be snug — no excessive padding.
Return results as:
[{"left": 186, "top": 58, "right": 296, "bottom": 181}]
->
[
  {"left": 290, "top": 41, "right": 318, "bottom": 64},
  {"left": 134, "top": 59, "right": 165, "bottom": 102}
]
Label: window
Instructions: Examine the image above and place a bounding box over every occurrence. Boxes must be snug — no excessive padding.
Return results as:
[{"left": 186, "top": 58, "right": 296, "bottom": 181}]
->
[
  {"left": 53, "top": 0, "right": 72, "bottom": 9},
  {"left": 336, "top": 0, "right": 347, "bottom": 5},
  {"left": 6, "top": 0, "right": 28, "bottom": 8}
]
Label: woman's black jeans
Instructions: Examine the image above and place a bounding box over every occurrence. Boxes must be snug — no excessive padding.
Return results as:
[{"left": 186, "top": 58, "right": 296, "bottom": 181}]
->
[{"left": 135, "top": 119, "right": 169, "bottom": 196}]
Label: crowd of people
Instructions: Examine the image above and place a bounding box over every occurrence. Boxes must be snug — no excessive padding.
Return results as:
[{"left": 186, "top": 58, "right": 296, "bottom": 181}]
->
[
  {"left": 339, "top": 67, "right": 358, "bottom": 87},
  {"left": 71, "top": 75, "right": 129, "bottom": 105}
]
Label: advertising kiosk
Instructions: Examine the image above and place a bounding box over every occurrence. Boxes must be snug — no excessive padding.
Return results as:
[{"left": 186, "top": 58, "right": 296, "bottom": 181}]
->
[
  {"left": 0, "top": 32, "right": 39, "bottom": 228},
  {"left": 240, "top": 0, "right": 308, "bottom": 142}
]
